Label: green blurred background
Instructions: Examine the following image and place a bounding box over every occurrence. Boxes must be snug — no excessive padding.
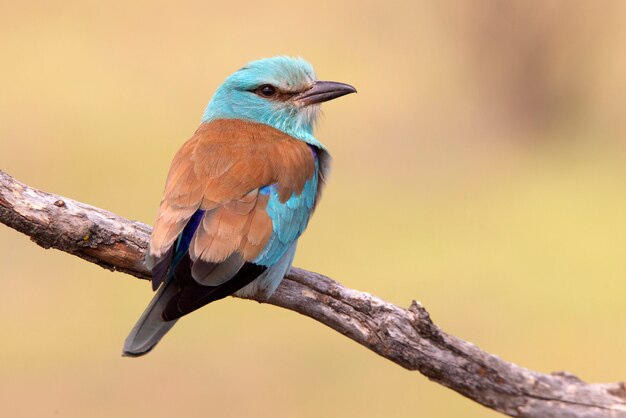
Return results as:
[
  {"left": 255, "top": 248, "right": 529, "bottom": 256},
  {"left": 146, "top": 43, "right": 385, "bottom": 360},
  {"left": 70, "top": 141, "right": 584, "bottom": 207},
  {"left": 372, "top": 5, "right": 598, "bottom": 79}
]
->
[{"left": 1, "top": 1, "right": 625, "bottom": 417}]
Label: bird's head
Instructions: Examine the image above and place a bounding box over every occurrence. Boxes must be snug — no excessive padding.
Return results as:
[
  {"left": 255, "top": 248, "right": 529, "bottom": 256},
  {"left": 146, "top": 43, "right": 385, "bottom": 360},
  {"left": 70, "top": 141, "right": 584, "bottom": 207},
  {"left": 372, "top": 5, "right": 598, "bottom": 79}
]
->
[{"left": 202, "top": 56, "right": 356, "bottom": 145}]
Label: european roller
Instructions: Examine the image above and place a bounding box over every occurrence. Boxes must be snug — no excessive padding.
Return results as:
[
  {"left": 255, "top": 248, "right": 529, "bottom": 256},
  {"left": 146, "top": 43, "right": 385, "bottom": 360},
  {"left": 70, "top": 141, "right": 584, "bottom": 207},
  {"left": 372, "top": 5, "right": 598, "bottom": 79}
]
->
[{"left": 123, "top": 56, "right": 356, "bottom": 356}]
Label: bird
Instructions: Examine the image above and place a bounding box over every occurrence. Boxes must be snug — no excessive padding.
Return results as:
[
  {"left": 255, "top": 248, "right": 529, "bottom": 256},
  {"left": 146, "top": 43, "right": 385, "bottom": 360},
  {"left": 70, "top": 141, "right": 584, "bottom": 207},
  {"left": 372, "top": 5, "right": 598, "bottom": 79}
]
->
[{"left": 123, "top": 56, "right": 356, "bottom": 356}]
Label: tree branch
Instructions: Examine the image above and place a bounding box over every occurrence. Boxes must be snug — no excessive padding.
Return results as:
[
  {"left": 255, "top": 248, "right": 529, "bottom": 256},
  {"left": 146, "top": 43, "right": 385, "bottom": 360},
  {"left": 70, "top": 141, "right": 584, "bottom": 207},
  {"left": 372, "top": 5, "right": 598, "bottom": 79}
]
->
[{"left": 1, "top": 170, "right": 625, "bottom": 418}]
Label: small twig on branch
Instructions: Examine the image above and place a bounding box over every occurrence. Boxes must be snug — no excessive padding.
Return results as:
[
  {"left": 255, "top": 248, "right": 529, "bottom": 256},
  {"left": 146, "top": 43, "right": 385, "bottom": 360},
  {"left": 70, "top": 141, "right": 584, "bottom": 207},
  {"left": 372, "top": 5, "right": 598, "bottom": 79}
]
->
[{"left": 1, "top": 169, "right": 625, "bottom": 418}]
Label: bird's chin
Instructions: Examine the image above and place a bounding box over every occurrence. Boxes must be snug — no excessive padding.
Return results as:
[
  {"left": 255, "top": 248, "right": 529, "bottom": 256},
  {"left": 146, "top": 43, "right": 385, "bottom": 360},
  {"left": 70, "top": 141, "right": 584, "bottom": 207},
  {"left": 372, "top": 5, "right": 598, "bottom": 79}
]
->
[{"left": 296, "top": 104, "right": 321, "bottom": 128}]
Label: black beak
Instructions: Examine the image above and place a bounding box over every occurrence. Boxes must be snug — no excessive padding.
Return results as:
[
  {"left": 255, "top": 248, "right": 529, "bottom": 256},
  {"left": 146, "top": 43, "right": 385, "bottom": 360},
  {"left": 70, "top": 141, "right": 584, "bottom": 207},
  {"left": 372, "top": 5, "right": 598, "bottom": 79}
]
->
[{"left": 293, "top": 81, "right": 357, "bottom": 106}]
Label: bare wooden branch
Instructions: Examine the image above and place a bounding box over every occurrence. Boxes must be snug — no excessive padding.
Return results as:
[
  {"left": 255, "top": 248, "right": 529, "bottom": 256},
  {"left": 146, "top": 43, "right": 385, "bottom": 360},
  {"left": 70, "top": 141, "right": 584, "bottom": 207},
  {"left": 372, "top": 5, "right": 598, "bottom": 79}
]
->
[{"left": 1, "top": 169, "right": 625, "bottom": 418}]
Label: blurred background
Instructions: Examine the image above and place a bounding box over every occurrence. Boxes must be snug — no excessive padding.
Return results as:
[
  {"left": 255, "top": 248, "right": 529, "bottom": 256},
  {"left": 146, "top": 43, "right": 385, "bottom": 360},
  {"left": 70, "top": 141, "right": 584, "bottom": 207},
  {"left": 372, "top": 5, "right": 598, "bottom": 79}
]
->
[{"left": 1, "top": 1, "right": 625, "bottom": 417}]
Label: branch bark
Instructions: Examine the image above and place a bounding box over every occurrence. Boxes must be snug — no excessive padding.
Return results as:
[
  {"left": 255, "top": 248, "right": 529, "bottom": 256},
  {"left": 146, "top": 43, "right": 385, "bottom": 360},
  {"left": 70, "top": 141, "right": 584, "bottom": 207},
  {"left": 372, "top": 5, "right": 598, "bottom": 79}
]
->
[{"left": 1, "top": 169, "right": 625, "bottom": 418}]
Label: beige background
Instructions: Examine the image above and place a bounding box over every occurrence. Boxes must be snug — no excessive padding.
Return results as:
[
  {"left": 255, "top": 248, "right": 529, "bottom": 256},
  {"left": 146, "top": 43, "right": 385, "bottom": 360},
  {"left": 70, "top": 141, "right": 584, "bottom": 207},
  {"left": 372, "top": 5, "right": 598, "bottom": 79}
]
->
[{"left": 1, "top": 1, "right": 625, "bottom": 417}]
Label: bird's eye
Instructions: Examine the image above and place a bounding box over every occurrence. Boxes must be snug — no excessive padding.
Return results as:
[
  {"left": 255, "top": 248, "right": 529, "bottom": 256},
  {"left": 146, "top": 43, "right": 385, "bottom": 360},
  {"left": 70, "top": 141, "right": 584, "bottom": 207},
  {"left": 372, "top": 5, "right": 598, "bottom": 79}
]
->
[{"left": 256, "top": 84, "right": 277, "bottom": 98}]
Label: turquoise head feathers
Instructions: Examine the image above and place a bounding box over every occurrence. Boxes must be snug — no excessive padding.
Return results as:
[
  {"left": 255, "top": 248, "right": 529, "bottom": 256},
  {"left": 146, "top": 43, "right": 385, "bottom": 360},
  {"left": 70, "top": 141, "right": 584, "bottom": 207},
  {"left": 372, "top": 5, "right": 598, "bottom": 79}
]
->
[{"left": 202, "top": 56, "right": 355, "bottom": 146}]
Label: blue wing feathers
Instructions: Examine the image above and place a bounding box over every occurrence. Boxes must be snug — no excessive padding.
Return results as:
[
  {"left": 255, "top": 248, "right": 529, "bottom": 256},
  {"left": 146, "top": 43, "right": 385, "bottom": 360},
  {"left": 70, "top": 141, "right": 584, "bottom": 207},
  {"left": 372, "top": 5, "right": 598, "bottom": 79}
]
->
[
  {"left": 255, "top": 159, "right": 319, "bottom": 266},
  {"left": 173, "top": 209, "right": 205, "bottom": 266},
  {"left": 165, "top": 155, "right": 319, "bottom": 274}
]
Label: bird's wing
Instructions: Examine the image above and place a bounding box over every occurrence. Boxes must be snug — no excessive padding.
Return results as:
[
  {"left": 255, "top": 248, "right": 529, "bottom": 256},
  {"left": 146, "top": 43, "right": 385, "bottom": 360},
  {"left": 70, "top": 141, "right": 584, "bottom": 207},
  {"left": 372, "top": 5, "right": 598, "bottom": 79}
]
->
[{"left": 146, "top": 119, "right": 316, "bottom": 291}]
